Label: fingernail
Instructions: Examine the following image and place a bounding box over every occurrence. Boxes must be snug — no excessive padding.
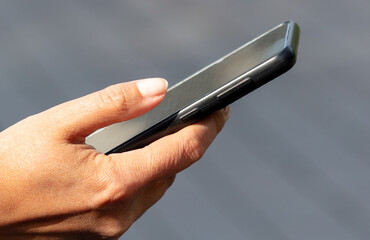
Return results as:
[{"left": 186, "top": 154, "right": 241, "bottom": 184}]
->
[
  {"left": 221, "top": 106, "right": 230, "bottom": 120},
  {"left": 136, "top": 78, "right": 168, "bottom": 98}
]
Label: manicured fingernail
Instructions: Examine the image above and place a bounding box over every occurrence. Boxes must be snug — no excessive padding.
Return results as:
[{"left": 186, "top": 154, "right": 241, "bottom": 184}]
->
[{"left": 136, "top": 78, "right": 168, "bottom": 97}]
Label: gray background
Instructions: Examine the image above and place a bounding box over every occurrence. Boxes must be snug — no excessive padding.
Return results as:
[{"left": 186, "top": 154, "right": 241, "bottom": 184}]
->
[{"left": 0, "top": 1, "right": 369, "bottom": 239}]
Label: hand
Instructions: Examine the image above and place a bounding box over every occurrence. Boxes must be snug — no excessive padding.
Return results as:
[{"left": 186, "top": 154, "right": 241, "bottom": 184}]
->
[{"left": 0, "top": 78, "right": 229, "bottom": 239}]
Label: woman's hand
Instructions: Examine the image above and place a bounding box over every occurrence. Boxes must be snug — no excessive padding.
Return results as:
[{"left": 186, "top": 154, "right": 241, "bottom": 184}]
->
[{"left": 0, "top": 78, "right": 229, "bottom": 239}]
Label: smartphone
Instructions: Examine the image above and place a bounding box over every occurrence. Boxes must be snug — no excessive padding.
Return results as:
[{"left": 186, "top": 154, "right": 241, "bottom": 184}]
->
[{"left": 86, "top": 21, "right": 300, "bottom": 154}]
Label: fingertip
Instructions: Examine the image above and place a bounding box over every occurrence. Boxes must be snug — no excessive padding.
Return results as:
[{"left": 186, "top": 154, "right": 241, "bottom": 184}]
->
[
  {"left": 136, "top": 78, "right": 168, "bottom": 98},
  {"left": 220, "top": 105, "right": 231, "bottom": 120}
]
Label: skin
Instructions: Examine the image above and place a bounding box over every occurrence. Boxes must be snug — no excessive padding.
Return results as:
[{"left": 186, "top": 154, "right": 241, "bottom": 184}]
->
[{"left": 0, "top": 78, "right": 229, "bottom": 239}]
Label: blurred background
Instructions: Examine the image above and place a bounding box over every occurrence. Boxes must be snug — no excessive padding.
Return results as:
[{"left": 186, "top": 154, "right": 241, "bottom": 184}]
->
[{"left": 0, "top": 0, "right": 369, "bottom": 239}]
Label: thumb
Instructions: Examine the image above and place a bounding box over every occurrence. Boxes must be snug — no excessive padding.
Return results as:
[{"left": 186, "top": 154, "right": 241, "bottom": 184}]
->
[{"left": 46, "top": 78, "right": 168, "bottom": 139}]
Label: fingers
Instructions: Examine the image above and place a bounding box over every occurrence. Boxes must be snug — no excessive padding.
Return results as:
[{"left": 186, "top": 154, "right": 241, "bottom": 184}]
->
[
  {"left": 45, "top": 78, "right": 168, "bottom": 138},
  {"left": 111, "top": 107, "right": 230, "bottom": 187}
]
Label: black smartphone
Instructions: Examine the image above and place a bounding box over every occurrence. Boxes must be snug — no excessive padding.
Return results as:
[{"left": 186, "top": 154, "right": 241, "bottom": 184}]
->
[{"left": 86, "top": 21, "right": 300, "bottom": 154}]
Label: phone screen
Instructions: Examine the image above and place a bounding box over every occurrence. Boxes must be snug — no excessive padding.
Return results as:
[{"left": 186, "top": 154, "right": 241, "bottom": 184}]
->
[{"left": 87, "top": 23, "right": 290, "bottom": 153}]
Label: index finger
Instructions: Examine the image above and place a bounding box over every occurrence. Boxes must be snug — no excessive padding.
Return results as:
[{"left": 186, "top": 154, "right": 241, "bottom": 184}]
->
[{"left": 110, "top": 107, "right": 230, "bottom": 188}]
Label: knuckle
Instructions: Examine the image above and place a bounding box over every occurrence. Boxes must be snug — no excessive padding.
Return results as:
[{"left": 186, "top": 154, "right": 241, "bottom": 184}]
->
[
  {"left": 90, "top": 158, "right": 131, "bottom": 210},
  {"left": 93, "top": 184, "right": 124, "bottom": 210},
  {"left": 97, "top": 85, "right": 129, "bottom": 112},
  {"left": 98, "top": 219, "right": 127, "bottom": 239},
  {"left": 83, "top": 157, "right": 135, "bottom": 239}
]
